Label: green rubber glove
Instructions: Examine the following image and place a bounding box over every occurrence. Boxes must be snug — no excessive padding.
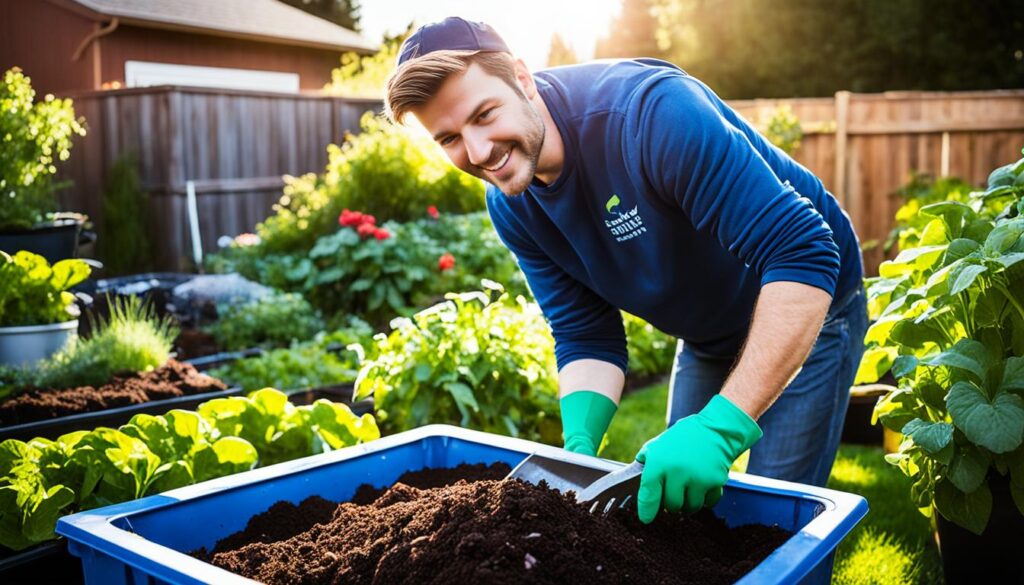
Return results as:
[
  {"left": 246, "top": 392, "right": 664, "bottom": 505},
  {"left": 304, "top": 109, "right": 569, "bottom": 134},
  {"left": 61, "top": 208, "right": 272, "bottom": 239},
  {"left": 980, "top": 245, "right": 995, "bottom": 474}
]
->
[
  {"left": 635, "top": 394, "right": 762, "bottom": 523},
  {"left": 560, "top": 390, "right": 618, "bottom": 456}
]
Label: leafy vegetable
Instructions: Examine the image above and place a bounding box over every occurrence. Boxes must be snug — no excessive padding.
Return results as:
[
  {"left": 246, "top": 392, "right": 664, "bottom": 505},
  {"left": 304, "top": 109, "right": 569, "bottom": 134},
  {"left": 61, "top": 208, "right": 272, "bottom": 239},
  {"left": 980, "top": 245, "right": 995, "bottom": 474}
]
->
[
  {"left": 355, "top": 281, "right": 560, "bottom": 443},
  {"left": 206, "top": 292, "right": 325, "bottom": 351},
  {"left": 864, "top": 147, "right": 1024, "bottom": 534},
  {"left": 0, "top": 251, "right": 90, "bottom": 327},
  {"left": 208, "top": 321, "right": 373, "bottom": 392},
  {"left": 0, "top": 388, "right": 378, "bottom": 551}
]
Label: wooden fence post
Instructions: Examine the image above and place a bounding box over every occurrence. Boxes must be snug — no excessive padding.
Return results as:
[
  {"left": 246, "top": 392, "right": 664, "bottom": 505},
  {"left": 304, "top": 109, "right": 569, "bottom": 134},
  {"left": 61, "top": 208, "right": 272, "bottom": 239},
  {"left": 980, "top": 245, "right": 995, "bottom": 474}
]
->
[{"left": 833, "top": 90, "right": 851, "bottom": 209}]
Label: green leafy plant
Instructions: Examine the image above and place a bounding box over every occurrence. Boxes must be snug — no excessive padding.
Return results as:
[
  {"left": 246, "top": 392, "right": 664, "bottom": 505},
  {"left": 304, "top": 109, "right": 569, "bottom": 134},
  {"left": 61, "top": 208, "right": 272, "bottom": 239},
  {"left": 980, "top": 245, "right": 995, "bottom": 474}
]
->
[
  {"left": 32, "top": 296, "right": 178, "bottom": 391},
  {"left": 206, "top": 292, "right": 325, "bottom": 351},
  {"left": 862, "top": 148, "right": 1024, "bottom": 534},
  {"left": 760, "top": 104, "right": 803, "bottom": 156},
  {"left": 209, "top": 319, "right": 374, "bottom": 392},
  {"left": 885, "top": 173, "right": 978, "bottom": 254},
  {"left": 324, "top": 31, "right": 405, "bottom": 98},
  {"left": 0, "top": 67, "right": 87, "bottom": 230},
  {"left": 623, "top": 312, "right": 677, "bottom": 380},
  {"left": 209, "top": 211, "right": 529, "bottom": 327},
  {"left": 355, "top": 281, "right": 561, "bottom": 443},
  {"left": 0, "top": 388, "right": 378, "bottom": 551},
  {"left": 0, "top": 251, "right": 90, "bottom": 327},
  {"left": 256, "top": 113, "right": 485, "bottom": 254},
  {"left": 98, "top": 153, "right": 152, "bottom": 275}
]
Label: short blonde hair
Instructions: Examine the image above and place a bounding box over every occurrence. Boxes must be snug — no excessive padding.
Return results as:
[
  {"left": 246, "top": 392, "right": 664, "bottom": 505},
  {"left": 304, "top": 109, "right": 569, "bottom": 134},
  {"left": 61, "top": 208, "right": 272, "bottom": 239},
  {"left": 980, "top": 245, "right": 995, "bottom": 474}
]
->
[{"left": 385, "top": 50, "right": 519, "bottom": 123}]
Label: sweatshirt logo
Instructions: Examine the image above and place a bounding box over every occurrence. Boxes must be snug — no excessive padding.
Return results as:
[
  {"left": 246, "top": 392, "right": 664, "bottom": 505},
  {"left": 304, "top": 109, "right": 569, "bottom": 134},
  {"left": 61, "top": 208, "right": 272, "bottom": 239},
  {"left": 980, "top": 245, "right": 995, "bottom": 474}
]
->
[{"left": 603, "top": 194, "right": 647, "bottom": 242}]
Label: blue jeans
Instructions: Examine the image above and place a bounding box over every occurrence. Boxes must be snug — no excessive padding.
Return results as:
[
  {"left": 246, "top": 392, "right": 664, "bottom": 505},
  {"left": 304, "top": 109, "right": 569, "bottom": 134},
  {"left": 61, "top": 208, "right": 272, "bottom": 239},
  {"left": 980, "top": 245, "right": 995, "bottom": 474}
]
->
[{"left": 665, "top": 288, "right": 868, "bottom": 487}]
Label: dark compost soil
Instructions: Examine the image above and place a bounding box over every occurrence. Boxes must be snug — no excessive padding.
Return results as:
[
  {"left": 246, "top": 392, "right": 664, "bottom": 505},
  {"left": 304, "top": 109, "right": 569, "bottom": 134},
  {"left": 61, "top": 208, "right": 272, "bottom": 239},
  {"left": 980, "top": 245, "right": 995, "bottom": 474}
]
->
[
  {"left": 194, "top": 463, "right": 792, "bottom": 585},
  {"left": 0, "top": 359, "right": 226, "bottom": 426}
]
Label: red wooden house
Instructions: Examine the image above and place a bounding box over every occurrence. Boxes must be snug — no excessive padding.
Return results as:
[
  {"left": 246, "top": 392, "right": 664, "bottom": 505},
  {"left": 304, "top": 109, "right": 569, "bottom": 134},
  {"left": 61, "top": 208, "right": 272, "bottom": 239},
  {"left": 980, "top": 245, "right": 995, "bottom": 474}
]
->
[{"left": 0, "top": 0, "right": 375, "bottom": 96}]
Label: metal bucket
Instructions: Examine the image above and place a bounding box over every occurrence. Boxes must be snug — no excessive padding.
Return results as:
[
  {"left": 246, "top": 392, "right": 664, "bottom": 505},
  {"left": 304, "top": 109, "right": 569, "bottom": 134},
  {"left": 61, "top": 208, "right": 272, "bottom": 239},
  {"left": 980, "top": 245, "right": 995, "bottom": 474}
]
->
[{"left": 0, "top": 320, "right": 78, "bottom": 367}]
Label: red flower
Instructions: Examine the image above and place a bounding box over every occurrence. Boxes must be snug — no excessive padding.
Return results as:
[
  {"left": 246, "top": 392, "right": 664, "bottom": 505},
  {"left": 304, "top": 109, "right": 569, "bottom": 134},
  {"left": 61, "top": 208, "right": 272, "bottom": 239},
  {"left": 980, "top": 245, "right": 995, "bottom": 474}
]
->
[
  {"left": 427, "top": 205, "right": 439, "bottom": 219},
  {"left": 373, "top": 228, "right": 391, "bottom": 240},
  {"left": 339, "top": 209, "right": 363, "bottom": 227},
  {"left": 438, "top": 253, "right": 455, "bottom": 272},
  {"left": 362, "top": 214, "right": 377, "bottom": 226},
  {"left": 357, "top": 223, "right": 377, "bottom": 239}
]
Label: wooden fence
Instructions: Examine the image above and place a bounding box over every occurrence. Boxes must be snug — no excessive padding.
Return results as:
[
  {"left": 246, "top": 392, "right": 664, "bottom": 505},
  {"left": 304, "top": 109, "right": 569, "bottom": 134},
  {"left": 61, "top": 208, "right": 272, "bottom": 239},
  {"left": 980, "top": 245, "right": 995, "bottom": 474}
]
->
[
  {"left": 731, "top": 90, "right": 1024, "bottom": 273},
  {"left": 56, "top": 85, "right": 1024, "bottom": 273},
  {"left": 56, "top": 85, "right": 381, "bottom": 270}
]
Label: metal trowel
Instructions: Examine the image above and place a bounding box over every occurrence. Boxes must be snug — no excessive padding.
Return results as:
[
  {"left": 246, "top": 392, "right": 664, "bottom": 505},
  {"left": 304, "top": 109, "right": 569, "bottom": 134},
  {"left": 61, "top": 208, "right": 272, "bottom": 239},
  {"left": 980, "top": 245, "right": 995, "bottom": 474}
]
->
[{"left": 506, "top": 453, "right": 644, "bottom": 515}]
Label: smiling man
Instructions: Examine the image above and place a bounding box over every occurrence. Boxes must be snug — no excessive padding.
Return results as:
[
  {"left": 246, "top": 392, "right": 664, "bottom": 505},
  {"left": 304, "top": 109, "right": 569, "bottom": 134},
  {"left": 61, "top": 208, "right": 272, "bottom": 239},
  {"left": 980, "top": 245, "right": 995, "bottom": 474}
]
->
[{"left": 385, "top": 17, "right": 867, "bottom": 524}]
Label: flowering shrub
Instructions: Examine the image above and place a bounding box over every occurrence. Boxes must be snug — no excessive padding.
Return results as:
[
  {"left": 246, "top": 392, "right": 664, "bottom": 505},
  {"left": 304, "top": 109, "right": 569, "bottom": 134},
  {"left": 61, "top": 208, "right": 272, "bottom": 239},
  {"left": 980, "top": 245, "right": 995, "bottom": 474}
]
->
[
  {"left": 256, "top": 113, "right": 485, "bottom": 255},
  {"left": 0, "top": 67, "right": 87, "bottom": 229}
]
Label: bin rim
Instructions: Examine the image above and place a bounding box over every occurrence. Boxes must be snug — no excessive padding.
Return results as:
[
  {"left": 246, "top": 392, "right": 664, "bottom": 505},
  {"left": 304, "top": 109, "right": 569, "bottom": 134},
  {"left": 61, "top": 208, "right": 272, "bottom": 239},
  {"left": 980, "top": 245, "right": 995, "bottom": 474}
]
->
[{"left": 57, "top": 424, "right": 868, "bottom": 585}]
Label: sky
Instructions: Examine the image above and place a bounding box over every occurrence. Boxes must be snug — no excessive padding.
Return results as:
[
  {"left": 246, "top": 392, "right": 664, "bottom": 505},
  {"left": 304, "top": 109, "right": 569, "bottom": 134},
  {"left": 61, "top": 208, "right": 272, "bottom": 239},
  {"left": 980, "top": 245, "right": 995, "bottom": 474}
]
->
[{"left": 359, "top": 0, "right": 623, "bottom": 71}]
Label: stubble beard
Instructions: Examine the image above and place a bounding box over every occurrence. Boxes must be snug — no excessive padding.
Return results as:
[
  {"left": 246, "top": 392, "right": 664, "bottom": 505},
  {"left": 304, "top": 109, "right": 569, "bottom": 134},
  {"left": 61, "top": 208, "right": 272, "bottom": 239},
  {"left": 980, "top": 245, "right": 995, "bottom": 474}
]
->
[{"left": 486, "top": 98, "right": 546, "bottom": 196}]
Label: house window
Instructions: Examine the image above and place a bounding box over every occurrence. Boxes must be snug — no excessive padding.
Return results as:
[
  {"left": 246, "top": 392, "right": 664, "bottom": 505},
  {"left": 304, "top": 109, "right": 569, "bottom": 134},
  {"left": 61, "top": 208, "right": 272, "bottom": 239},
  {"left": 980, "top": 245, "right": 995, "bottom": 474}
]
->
[{"left": 124, "top": 61, "right": 300, "bottom": 93}]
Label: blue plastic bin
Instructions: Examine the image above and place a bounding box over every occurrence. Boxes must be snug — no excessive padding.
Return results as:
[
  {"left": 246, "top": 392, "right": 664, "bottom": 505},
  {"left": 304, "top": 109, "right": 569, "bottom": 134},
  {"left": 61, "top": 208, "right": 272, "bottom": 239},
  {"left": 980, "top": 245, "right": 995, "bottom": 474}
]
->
[{"left": 57, "top": 425, "right": 867, "bottom": 584}]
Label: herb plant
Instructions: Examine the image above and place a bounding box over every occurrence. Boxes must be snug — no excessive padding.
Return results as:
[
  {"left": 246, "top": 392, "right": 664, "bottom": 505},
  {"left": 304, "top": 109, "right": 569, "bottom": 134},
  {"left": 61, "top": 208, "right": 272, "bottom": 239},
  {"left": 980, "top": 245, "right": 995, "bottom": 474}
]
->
[
  {"left": 209, "top": 320, "right": 374, "bottom": 392},
  {"left": 0, "top": 251, "right": 90, "bottom": 327},
  {"left": 30, "top": 296, "right": 178, "bottom": 391},
  {"left": 354, "top": 282, "right": 561, "bottom": 443},
  {"left": 206, "top": 292, "right": 325, "bottom": 351},
  {"left": 862, "top": 148, "right": 1024, "bottom": 534}
]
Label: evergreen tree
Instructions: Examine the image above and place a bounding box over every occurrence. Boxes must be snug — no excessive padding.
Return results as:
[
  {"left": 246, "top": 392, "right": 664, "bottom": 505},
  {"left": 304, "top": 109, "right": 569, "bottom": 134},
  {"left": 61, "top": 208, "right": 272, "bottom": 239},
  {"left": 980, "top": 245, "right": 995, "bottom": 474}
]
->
[
  {"left": 595, "top": 0, "right": 664, "bottom": 59},
  {"left": 547, "top": 33, "right": 579, "bottom": 67},
  {"left": 277, "top": 0, "right": 360, "bottom": 32}
]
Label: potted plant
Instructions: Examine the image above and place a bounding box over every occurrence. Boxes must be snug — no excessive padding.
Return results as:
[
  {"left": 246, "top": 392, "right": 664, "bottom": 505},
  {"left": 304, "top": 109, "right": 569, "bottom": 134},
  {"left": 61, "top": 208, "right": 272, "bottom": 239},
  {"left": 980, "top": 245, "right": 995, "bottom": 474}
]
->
[
  {"left": 0, "top": 251, "right": 90, "bottom": 367},
  {"left": 0, "top": 67, "right": 88, "bottom": 262},
  {"left": 862, "top": 149, "right": 1024, "bottom": 583}
]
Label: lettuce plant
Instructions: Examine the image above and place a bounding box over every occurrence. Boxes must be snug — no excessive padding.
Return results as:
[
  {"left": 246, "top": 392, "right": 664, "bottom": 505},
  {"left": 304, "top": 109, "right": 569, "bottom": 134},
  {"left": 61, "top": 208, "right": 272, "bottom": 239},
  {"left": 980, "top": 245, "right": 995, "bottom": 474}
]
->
[
  {"left": 862, "top": 148, "right": 1024, "bottom": 534},
  {"left": 0, "top": 388, "right": 378, "bottom": 551}
]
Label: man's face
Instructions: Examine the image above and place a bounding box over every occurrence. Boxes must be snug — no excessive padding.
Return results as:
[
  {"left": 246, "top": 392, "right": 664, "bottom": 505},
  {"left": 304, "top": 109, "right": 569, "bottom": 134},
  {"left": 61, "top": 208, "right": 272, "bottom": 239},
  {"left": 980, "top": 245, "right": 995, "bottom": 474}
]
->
[{"left": 413, "top": 62, "right": 545, "bottom": 195}]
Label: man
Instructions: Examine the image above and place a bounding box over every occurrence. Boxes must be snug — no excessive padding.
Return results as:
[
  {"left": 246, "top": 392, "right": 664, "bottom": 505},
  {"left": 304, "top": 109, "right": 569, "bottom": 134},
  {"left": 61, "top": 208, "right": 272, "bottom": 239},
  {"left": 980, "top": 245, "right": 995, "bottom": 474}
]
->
[{"left": 385, "top": 17, "right": 867, "bottom": 524}]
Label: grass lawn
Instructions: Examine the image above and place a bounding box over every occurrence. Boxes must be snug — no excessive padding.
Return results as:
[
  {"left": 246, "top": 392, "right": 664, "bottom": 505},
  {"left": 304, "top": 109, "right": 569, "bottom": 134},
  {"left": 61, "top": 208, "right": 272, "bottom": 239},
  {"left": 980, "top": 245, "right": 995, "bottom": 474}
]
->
[{"left": 601, "top": 382, "right": 944, "bottom": 584}]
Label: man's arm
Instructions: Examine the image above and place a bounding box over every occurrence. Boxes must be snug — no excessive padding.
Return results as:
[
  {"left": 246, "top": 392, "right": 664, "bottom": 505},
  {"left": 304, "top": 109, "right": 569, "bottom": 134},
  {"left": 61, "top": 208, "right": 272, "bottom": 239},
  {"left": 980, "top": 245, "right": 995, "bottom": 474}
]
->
[
  {"left": 559, "top": 359, "right": 625, "bottom": 404},
  {"left": 558, "top": 359, "right": 625, "bottom": 456},
  {"left": 720, "top": 281, "right": 832, "bottom": 420}
]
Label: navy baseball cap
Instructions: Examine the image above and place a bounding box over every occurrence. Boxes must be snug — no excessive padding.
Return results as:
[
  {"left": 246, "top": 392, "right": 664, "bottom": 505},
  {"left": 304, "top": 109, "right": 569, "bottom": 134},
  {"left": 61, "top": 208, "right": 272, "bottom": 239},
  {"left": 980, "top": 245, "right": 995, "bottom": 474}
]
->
[{"left": 397, "top": 17, "right": 510, "bottom": 66}]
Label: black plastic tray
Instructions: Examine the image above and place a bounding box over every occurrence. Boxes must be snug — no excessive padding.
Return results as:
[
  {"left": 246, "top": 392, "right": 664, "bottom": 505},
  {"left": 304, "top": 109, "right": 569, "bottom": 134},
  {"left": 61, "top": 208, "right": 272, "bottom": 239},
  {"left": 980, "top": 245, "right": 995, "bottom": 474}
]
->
[{"left": 0, "top": 385, "right": 244, "bottom": 443}]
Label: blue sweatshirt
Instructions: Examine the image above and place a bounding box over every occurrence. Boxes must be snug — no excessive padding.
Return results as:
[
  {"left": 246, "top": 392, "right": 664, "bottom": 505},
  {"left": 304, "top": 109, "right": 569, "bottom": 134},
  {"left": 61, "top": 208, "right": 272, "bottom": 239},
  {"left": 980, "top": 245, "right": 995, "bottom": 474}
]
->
[{"left": 486, "top": 59, "right": 863, "bottom": 372}]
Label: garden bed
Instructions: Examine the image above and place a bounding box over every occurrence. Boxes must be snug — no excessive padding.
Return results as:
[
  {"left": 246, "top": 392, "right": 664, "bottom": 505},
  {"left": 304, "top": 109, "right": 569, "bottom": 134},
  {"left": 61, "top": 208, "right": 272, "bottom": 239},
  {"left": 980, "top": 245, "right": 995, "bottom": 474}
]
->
[
  {"left": 196, "top": 462, "right": 789, "bottom": 584},
  {"left": 0, "top": 359, "right": 237, "bottom": 441}
]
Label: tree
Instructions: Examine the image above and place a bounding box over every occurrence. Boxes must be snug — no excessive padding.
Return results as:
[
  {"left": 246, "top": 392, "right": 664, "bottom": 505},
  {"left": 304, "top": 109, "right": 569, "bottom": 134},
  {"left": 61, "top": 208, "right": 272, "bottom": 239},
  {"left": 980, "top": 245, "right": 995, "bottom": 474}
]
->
[
  {"left": 547, "top": 33, "right": 579, "bottom": 68},
  {"left": 647, "top": 0, "right": 1024, "bottom": 99},
  {"left": 277, "top": 0, "right": 360, "bottom": 32},
  {"left": 595, "top": 0, "right": 664, "bottom": 59}
]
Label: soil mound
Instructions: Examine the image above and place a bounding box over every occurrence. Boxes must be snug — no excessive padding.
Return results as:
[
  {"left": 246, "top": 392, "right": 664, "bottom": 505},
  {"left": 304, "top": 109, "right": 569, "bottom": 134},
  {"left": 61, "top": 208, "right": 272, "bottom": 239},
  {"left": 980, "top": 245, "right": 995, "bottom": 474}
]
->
[
  {"left": 197, "top": 463, "right": 790, "bottom": 584},
  {"left": 0, "top": 359, "right": 226, "bottom": 425}
]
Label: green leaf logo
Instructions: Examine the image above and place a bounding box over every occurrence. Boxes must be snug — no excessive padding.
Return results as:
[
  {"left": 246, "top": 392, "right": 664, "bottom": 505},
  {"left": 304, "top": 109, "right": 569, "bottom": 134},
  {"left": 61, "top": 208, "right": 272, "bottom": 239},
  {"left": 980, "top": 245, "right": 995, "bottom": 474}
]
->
[{"left": 605, "top": 194, "right": 621, "bottom": 214}]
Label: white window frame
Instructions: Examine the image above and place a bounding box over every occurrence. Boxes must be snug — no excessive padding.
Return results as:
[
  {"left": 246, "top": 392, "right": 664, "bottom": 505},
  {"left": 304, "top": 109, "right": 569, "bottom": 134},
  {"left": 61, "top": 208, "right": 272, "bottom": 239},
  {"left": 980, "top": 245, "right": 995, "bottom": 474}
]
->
[{"left": 124, "top": 61, "right": 300, "bottom": 93}]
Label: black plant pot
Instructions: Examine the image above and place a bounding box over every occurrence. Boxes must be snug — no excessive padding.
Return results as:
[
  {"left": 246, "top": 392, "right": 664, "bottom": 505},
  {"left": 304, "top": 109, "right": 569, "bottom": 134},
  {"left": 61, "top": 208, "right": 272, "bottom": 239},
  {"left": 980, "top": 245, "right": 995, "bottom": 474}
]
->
[
  {"left": 0, "top": 219, "right": 81, "bottom": 262},
  {"left": 934, "top": 473, "right": 1024, "bottom": 584}
]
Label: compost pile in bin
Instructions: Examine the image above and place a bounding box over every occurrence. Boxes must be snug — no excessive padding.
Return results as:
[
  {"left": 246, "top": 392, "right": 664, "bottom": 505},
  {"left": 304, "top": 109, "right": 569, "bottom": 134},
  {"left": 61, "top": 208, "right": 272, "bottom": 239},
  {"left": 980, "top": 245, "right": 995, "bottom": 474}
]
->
[
  {"left": 0, "top": 359, "right": 226, "bottom": 425},
  {"left": 196, "top": 463, "right": 791, "bottom": 584}
]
